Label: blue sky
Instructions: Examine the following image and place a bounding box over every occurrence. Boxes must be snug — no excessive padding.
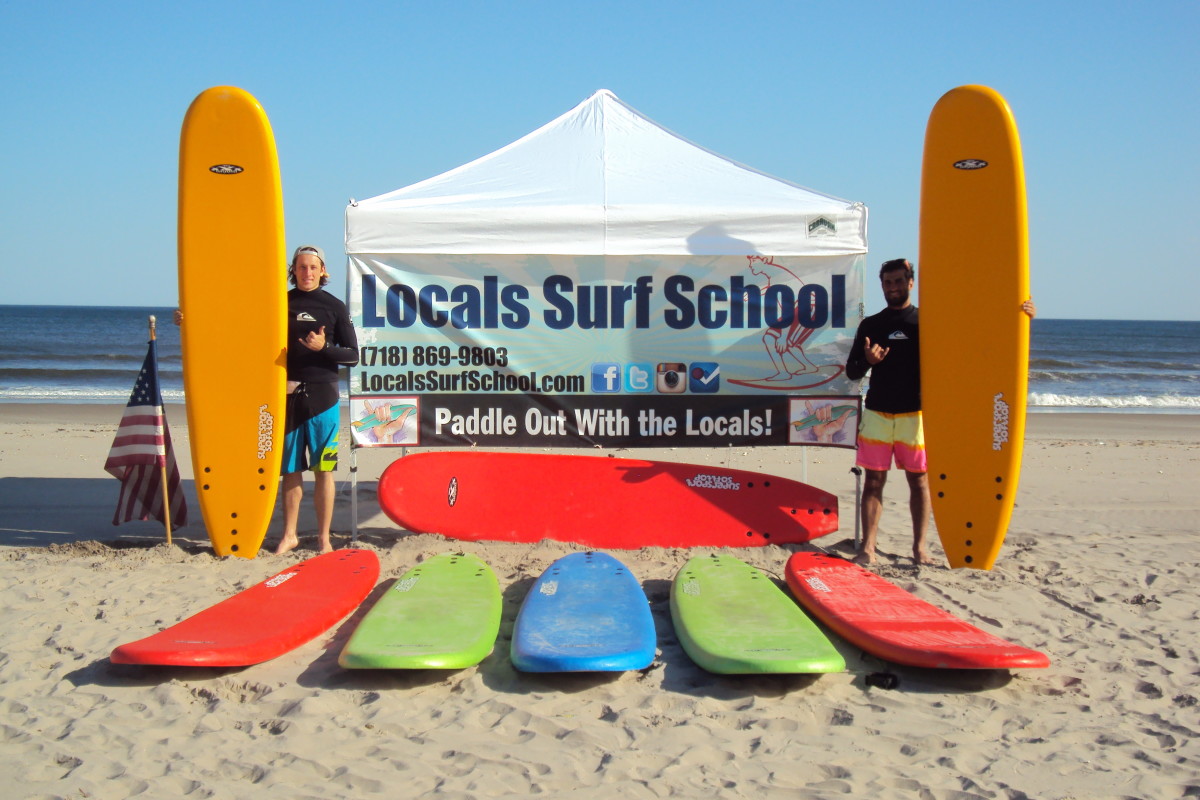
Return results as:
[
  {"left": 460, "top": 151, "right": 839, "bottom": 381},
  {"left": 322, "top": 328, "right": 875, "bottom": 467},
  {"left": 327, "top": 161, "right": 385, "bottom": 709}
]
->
[{"left": 2, "top": 1, "right": 1196, "bottom": 320}]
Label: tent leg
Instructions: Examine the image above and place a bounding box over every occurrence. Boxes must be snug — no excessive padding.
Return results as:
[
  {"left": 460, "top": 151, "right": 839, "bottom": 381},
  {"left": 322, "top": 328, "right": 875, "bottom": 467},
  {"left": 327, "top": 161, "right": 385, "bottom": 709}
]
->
[
  {"left": 851, "top": 466, "right": 862, "bottom": 551},
  {"left": 350, "top": 444, "right": 358, "bottom": 546}
]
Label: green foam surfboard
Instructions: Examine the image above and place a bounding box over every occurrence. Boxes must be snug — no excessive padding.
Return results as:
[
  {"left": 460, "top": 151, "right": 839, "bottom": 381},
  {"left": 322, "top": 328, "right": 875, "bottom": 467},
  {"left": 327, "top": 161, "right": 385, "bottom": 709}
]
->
[
  {"left": 670, "top": 554, "right": 845, "bottom": 674},
  {"left": 339, "top": 552, "right": 502, "bottom": 669}
]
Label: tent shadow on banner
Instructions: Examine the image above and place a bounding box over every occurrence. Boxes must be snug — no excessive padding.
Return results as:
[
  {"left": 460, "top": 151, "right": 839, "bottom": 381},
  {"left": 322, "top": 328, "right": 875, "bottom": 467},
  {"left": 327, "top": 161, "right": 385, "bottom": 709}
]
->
[{"left": 685, "top": 223, "right": 759, "bottom": 257}]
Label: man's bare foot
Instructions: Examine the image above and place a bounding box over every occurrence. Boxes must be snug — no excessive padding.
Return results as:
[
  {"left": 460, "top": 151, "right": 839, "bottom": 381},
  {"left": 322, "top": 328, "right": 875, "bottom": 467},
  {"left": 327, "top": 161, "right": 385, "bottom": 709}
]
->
[
  {"left": 317, "top": 536, "right": 333, "bottom": 555},
  {"left": 913, "top": 550, "right": 937, "bottom": 566},
  {"left": 274, "top": 534, "right": 299, "bottom": 555},
  {"left": 852, "top": 550, "right": 876, "bottom": 566}
]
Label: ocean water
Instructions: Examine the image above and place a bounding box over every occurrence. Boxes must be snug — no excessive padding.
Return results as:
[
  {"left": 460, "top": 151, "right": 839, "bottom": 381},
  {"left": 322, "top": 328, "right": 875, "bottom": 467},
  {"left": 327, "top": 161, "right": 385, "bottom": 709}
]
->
[
  {"left": 1, "top": 306, "right": 1197, "bottom": 412},
  {"left": 1028, "top": 318, "right": 1200, "bottom": 412},
  {"left": 1, "top": 305, "right": 185, "bottom": 403}
]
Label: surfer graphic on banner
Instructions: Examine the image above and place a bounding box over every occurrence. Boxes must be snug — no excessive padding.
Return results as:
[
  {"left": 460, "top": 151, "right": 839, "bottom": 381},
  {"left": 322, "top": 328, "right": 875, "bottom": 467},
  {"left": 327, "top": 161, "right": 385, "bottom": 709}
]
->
[{"left": 727, "top": 256, "right": 845, "bottom": 391}]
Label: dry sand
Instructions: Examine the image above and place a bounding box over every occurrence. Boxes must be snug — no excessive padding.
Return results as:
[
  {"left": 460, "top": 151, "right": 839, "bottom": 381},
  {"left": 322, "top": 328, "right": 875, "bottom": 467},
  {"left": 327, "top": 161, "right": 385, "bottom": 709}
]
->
[{"left": 1, "top": 405, "right": 1198, "bottom": 799}]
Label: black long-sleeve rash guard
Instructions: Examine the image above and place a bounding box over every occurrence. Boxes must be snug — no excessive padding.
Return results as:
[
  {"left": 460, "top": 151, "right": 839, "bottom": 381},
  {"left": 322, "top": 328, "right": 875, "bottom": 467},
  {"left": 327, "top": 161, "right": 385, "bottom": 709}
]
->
[
  {"left": 286, "top": 287, "right": 360, "bottom": 383},
  {"left": 845, "top": 304, "right": 921, "bottom": 414}
]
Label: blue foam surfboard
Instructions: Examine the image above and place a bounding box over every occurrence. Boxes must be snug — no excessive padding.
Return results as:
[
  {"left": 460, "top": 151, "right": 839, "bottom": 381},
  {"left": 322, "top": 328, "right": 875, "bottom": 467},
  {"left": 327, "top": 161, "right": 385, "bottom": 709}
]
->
[{"left": 511, "top": 551, "right": 656, "bottom": 672}]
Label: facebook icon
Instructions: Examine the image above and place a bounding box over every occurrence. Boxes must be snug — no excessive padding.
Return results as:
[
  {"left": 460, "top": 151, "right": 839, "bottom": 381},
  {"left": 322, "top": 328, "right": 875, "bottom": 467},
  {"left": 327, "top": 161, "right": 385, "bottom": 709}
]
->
[{"left": 590, "top": 362, "right": 622, "bottom": 393}]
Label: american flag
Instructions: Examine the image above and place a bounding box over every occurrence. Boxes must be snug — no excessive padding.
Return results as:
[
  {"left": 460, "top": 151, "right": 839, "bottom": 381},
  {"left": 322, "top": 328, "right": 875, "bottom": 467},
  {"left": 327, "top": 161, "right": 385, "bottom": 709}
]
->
[{"left": 104, "top": 339, "right": 187, "bottom": 527}]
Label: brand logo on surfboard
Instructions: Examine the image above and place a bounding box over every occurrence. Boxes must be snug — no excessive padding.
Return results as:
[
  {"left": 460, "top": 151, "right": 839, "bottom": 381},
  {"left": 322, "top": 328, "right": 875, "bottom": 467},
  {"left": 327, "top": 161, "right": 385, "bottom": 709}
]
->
[
  {"left": 805, "top": 576, "right": 832, "bottom": 593},
  {"left": 685, "top": 474, "right": 740, "bottom": 491},
  {"left": 256, "top": 405, "right": 274, "bottom": 459},
  {"left": 447, "top": 477, "right": 459, "bottom": 507},
  {"left": 953, "top": 159, "right": 989, "bottom": 170},
  {"left": 264, "top": 571, "right": 298, "bottom": 588},
  {"left": 209, "top": 164, "right": 244, "bottom": 174},
  {"left": 992, "top": 392, "right": 1010, "bottom": 451}
]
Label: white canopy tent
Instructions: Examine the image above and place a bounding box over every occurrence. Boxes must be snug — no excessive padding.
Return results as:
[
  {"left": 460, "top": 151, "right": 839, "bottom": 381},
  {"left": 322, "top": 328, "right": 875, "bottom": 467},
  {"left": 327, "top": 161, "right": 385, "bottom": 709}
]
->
[
  {"left": 345, "top": 89, "right": 867, "bottom": 257},
  {"left": 343, "top": 90, "right": 870, "bottom": 544}
]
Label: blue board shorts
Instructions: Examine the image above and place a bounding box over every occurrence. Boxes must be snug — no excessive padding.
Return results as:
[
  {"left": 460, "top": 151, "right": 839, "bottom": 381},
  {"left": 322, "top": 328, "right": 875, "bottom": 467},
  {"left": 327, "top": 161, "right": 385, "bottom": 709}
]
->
[
  {"left": 282, "top": 381, "right": 340, "bottom": 474},
  {"left": 856, "top": 408, "right": 927, "bottom": 473}
]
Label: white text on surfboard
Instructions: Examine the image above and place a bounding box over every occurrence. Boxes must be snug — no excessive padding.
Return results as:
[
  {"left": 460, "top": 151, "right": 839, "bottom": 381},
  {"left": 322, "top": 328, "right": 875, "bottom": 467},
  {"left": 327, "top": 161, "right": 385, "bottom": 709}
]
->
[
  {"left": 256, "top": 404, "right": 275, "bottom": 459},
  {"left": 264, "top": 571, "right": 297, "bottom": 588},
  {"left": 992, "top": 393, "right": 1010, "bottom": 451},
  {"left": 685, "top": 474, "right": 741, "bottom": 491},
  {"left": 805, "top": 576, "right": 833, "bottom": 593}
]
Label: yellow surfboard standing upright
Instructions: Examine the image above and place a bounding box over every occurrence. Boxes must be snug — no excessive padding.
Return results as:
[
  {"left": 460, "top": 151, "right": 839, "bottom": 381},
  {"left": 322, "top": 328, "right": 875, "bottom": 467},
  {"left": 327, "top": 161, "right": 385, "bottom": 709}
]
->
[
  {"left": 919, "top": 85, "right": 1030, "bottom": 570},
  {"left": 178, "top": 86, "right": 286, "bottom": 558}
]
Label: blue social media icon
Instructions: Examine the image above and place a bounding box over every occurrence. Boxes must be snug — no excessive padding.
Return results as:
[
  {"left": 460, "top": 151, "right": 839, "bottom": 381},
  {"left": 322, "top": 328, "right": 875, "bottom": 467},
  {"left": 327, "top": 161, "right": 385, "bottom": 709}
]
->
[
  {"left": 689, "top": 362, "right": 720, "bottom": 393},
  {"left": 590, "top": 362, "right": 622, "bottom": 393},
  {"left": 625, "top": 363, "right": 653, "bottom": 393}
]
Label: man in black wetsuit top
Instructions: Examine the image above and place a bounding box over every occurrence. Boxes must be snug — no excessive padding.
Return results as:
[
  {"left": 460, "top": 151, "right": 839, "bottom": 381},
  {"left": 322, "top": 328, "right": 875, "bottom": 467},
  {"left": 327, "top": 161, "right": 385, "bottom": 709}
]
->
[
  {"left": 845, "top": 259, "right": 929, "bottom": 566},
  {"left": 846, "top": 258, "right": 1035, "bottom": 567},
  {"left": 275, "top": 245, "right": 359, "bottom": 555}
]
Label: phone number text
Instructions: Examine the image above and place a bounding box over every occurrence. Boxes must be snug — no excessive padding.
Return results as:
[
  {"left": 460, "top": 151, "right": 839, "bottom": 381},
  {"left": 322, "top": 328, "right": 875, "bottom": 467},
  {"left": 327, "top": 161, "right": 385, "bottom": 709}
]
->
[{"left": 359, "top": 345, "right": 509, "bottom": 368}]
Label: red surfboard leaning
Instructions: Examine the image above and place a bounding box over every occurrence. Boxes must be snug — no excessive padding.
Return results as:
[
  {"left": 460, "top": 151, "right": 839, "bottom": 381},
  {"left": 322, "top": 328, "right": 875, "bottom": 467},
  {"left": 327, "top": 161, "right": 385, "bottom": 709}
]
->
[
  {"left": 784, "top": 551, "right": 1049, "bottom": 670},
  {"left": 377, "top": 451, "right": 838, "bottom": 549},
  {"left": 110, "top": 549, "right": 379, "bottom": 667}
]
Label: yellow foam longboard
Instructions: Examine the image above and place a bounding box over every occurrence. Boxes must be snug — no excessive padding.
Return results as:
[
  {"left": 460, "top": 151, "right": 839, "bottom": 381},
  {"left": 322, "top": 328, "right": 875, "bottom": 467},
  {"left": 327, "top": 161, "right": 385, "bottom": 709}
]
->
[
  {"left": 178, "top": 86, "right": 286, "bottom": 558},
  {"left": 919, "top": 85, "right": 1030, "bottom": 570}
]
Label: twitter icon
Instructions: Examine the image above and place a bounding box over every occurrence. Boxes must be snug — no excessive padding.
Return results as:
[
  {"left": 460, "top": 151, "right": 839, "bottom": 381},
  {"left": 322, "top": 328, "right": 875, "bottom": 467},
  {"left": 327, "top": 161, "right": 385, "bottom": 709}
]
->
[{"left": 625, "top": 363, "right": 653, "bottom": 393}]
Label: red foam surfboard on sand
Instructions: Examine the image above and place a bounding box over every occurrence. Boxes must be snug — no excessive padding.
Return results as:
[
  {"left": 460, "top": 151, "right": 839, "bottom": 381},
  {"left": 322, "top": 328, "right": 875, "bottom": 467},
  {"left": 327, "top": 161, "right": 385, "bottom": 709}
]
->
[
  {"left": 110, "top": 549, "right": 379, "bottom": 667},
  {"left": 783, "top": 551, "right": 1049, "bottom": 670},
  {"left": 377, "top": 451, "right": 838, "bottom": 549}
]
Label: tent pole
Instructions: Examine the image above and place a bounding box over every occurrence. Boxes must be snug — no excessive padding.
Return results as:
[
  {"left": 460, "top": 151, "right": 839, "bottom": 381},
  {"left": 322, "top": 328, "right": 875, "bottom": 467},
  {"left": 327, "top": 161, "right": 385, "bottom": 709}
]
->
[
  {"left": 851, "top": 466, "right": 862, "bottom": 551},
  {"left": 350, "top": 442, "right": 358, "bottom": 546}
]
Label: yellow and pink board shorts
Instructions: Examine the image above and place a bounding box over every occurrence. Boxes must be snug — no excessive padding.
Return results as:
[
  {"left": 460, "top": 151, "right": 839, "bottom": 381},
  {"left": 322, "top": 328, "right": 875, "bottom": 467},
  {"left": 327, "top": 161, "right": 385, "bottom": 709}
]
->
[{"left": 856, "top": 408, "right": 927, "bottom": 473}]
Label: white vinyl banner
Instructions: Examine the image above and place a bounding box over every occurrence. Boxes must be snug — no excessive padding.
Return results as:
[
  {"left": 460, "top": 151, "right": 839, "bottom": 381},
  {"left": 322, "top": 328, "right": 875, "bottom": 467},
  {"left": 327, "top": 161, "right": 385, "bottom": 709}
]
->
[{"left": 348, "top": 253, "right": 864, "bottom": 448}]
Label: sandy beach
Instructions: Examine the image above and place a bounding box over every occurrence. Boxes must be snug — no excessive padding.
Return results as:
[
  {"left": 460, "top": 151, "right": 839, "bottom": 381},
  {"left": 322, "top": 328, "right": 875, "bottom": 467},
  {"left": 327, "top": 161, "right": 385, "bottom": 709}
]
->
[{"left": 1, "top": 404, "right": 1198, "bottom": 799}]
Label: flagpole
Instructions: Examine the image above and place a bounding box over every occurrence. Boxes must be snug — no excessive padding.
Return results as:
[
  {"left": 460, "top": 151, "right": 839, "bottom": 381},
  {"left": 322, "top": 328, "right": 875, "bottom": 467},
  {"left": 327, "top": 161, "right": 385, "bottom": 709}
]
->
[{"left": 149, "top": 315, "right": 173, "bottom": 547}]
